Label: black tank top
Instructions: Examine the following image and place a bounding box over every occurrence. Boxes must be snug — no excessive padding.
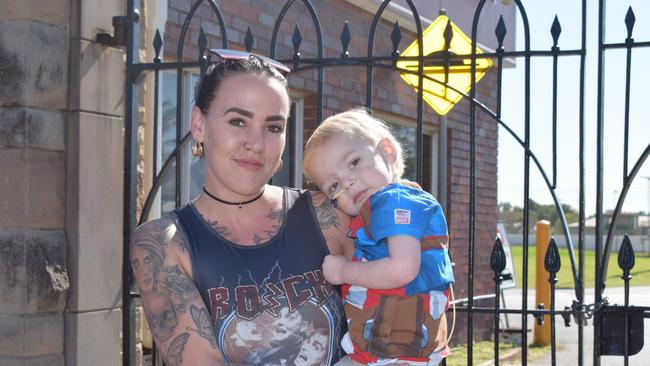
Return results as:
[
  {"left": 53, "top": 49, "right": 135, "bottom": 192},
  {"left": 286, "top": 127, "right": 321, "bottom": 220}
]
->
[{"left": 174, "top": 188, "right": 346, "bottom": 365}]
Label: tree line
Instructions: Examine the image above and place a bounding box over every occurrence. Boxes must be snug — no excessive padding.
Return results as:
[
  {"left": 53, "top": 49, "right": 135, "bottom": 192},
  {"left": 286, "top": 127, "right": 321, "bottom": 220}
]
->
[{"left": 498, "top": 199, "right": 579, "bottom": 235}]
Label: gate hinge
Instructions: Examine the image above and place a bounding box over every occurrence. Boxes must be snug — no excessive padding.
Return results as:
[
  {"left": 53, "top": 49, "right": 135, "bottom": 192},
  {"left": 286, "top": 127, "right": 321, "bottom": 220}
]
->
[{"left": 96, "top": 11, "right": 140, "bottom": 47}]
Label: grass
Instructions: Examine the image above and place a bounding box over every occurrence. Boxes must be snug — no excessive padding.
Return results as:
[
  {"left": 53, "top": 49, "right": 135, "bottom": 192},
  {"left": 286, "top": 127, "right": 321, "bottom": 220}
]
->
[
  {"left": 509, "top": 245, "right": 650, "bottom": 288},
  {"left": 446, "top": 341, "right": 550, "bottom": 366}
]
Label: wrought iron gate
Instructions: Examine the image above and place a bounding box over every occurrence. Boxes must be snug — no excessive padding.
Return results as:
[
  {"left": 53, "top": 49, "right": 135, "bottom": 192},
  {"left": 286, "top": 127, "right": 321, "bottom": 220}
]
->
[{"left": 120, "top": 0, "right": 650, "bottom": 365}]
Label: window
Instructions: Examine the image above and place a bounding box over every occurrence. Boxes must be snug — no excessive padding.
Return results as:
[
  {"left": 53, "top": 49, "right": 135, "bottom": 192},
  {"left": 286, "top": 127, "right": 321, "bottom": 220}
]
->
[
  {"left": 387, "top": 121, "right": 438, "bottom": 196},
  {"left": 158, "top": 71, "right": 202, "bottom": 215}
]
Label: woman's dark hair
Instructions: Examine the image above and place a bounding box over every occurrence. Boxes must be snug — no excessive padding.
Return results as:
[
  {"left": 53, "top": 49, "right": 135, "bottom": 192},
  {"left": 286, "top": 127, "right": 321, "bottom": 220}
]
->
[{"left": 194, "top": 56, "right": 289, "bottom": 114}]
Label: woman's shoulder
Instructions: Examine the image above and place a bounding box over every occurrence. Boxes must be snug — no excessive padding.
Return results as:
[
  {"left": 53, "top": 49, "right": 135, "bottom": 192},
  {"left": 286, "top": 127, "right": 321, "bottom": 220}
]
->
[{"left": 131, "top": 213, "right": 188, "bottom": 257}]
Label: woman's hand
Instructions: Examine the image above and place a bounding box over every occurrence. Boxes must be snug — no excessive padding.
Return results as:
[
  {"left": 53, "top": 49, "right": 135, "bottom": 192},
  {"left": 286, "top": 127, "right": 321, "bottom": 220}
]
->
[{"left": 322, "top": 254, "right": 348, "bottom": 285}]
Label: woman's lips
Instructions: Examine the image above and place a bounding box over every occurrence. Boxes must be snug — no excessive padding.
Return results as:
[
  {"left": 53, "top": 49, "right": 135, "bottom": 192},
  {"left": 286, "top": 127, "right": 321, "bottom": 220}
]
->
[{"left": 234, "top": 158, "right": 263, "bottom": 171}]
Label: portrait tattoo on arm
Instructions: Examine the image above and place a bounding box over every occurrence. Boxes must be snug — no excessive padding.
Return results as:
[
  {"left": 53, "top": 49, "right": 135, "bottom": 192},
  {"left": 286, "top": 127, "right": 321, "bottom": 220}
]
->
[{"left": 131, "top": 216, "right": 209, "bottom": 358}]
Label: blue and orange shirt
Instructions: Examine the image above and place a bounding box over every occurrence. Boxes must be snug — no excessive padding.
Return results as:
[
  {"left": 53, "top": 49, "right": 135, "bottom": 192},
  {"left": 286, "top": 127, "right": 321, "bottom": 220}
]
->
[{"left": 347, "top": 183, "right": 454, "bottom": 296}]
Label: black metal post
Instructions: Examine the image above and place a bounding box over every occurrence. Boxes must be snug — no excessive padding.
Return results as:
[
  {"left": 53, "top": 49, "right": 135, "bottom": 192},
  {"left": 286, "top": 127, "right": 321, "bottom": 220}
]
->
[
  {"left": 438, "top": 115, "right": 448, "bottom": 212},
  {"left": 123, "top": 0, "right": 140, "bottom": 364},
  {"left": 594, "top": 1, "right": 607, "bottom": 364},
  {"left": 577, "top": 1, "right": 587, "bottom": 364}
]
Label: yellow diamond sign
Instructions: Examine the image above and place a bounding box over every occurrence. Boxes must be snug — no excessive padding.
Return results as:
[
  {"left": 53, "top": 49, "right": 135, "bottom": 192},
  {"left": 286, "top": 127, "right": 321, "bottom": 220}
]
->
[{"left": 397, "top": 15, "right": 492, "bottom": 115}]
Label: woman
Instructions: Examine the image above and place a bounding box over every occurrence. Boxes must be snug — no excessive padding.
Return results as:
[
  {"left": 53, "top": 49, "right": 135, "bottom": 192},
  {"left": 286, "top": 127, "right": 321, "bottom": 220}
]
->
[{"left": 130, "top": 50, "right": 353, "bottom": 365}]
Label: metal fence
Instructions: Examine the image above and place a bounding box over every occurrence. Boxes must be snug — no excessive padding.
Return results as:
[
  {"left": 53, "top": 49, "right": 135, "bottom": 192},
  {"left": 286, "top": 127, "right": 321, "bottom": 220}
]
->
[{"left": 121, "top": 0, "right": 650, "bottom": 365}]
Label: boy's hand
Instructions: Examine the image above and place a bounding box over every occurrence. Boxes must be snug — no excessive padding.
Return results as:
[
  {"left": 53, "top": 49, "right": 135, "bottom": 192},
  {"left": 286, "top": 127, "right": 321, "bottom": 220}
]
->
[{"left": 322, "top": 255, "right": 348, "bottom": 285}]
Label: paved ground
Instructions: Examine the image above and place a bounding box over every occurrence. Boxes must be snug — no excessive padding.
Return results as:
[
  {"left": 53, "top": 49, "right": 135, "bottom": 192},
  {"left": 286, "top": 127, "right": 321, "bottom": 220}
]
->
[{"left": 499, "top": 286, "right": 650, "bottom": 366}]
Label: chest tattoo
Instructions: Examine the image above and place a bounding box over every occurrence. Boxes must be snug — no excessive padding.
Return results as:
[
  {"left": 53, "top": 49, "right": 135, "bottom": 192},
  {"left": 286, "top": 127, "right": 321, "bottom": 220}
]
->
[{"left": 207, "top": 208, "right": 283, "bottom": 244}]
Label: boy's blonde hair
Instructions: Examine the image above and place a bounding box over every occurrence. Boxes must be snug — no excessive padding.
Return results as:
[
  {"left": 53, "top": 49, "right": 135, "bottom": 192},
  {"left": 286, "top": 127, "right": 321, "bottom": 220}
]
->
[{"left": 303, "top": 107, "right": 405, "bottom": 181}]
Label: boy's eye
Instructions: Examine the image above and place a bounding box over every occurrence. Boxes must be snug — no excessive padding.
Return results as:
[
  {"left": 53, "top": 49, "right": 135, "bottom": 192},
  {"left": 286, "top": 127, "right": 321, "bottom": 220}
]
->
[
  {"left": 328, "top": 182, "right": 339, "bottom": 196},
  {"left": 350, "top": 158, "right": 360, "bottom": 168}
]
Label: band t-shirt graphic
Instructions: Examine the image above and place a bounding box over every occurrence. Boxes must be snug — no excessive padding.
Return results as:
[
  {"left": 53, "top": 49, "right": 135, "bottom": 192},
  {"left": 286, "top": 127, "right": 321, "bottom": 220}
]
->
[{"left": 174, "top": 188, "right": 346, "bottom": 365}]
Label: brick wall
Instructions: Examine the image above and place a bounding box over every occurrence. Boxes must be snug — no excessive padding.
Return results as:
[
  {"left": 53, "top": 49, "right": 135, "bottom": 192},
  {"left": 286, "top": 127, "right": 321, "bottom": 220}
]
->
[
  {"left": 164, "top": 0, "right": 499, "bottom": 343},
  {"left": 447, "top": 69, "right": 500, "bottom": 342}
]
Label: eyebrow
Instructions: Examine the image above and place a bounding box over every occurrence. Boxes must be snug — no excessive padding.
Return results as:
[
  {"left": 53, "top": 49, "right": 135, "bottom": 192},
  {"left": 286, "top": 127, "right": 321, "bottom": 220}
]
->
[
  {"left": 224, "top": 107, "right": 287, "bottom": 122},
  {"left": 224, "top": 107, "right": 253, "bottom": 118}
]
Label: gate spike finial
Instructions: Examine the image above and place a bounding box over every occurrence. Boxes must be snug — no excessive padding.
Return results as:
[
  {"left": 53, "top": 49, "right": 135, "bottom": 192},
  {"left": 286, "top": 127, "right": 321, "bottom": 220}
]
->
[
  {"left": 292, "top": 24, "right": 302, "bottom": 60},
  {"left": 245, "top": 26, "right": 254, "bottom": 52},
  {"left": 625, "top": 7, "right": 635, "bottom": 39},
  {"left": 153, "top": 29, "right": 163, "bottom": 62},
  {"left": 551, "top": 16, "right": 562, "bottom": 47},
  {"left": 198, "top": 27, "right": 208, "bottom": 76},
  {"left": 544, "top": 238, "right": 561, "bottom": 274},
  {"left": 391, "top": 21, "right": 402, "bottom": 57},
  {"left": 490, "top": 237, "right": 506, "bottom": 274},
  {"left": 617, "top": 234, "right": 635, "bottom": 273},
  {"left": 443, "top": 20, "right": 453, "bottom": 52},
  {"left": 495, "top": 16, "right": 506, "bottom": 50},
  {"left": 340, "top": 21, "right": 351, "bottom": 58}
]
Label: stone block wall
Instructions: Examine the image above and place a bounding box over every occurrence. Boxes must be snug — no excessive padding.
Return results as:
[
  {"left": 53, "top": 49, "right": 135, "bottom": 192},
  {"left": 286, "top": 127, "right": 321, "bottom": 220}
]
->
[
  {"left": 1, "top": 0, "right": 126, "bottom": 364},
  {"left": 0, "top": 0, "right": 70, "bottom": 364}
]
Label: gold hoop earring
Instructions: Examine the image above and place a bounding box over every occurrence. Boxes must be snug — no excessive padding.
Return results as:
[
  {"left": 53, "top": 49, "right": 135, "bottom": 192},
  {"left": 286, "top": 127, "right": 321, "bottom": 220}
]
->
[
  {"left": 191, "top": 142, "right": 204, "bottom": 157},
  {"left": 275, "top": 159, "right": 284, "bottom": 173}
]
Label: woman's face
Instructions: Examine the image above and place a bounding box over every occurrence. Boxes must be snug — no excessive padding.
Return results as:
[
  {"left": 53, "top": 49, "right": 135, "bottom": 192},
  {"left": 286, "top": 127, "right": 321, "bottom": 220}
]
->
[{"left": 193, "top": 72, "right": 290, "bottom": 199}]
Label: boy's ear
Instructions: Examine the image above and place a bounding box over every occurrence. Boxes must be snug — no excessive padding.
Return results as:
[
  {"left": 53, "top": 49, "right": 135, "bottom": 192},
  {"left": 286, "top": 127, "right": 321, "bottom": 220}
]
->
[
  {"left": 378, "top": 138, "right": 397, "bottom": 164},
  {"left": 190, "top": 106, "right": 205, "bottom": 142}
]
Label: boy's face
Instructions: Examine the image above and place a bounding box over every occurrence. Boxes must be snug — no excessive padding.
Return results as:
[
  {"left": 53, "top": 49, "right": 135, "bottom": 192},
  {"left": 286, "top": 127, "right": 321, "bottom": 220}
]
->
[{"left": 305, "top": 134, "right": 396, "bottom": 216}]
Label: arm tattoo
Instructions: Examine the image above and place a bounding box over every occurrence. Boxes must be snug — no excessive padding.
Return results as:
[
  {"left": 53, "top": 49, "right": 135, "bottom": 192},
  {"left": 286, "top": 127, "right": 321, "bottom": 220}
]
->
[
  {"left": 314, "top": 197, "right": 340, "bottom": 231},
  {"left": 189, "top": 304, "right": 218, "bottom": 348},
  {"left": 131, "top": 224, "right": 166, "bottom": 293},
  {"left": 165, "top": 332, "right": 190, "bottom": 366},
  {"left": 161, "top": 265, "right": 199, "bottom": 311},
  {"left": 169, "top": 214, "right": 189, "bottom": 253},
  {"left": 145, "top": 291, "right": 178, "bottom": 342},
  {"left": 132, "top": 218, "right": 197, "bottom": 350}
]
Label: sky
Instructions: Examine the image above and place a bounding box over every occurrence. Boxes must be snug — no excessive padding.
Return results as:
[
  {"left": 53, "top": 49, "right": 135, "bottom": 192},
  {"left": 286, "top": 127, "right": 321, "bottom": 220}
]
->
[{"left": 498, "top": 0, "right": 650, "bottom": 217}]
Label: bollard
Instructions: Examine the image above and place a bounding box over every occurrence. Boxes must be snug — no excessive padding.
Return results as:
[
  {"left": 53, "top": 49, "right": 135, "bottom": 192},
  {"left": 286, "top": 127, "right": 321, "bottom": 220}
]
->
[{"left": 534, "top": 220, "right": 552, "bottom": 345}]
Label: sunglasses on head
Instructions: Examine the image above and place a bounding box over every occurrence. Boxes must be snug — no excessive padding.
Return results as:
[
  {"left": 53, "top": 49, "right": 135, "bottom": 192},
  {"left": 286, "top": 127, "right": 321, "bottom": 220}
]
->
[
  {"left": 206, "top": 49, "right": 291, "bottom": 73},
  {"left": 195, "top": 49, "right": 291, "bottom": 104}
]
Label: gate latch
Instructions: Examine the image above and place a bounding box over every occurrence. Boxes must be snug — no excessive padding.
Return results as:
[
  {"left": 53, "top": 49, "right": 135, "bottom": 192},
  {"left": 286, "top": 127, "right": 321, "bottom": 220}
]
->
[
  {"left": 561, "top": 299, "right": 605, "bottom": 327},
  {"left": 96, "top": 11, "right": 140, "bottom": 47}
]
